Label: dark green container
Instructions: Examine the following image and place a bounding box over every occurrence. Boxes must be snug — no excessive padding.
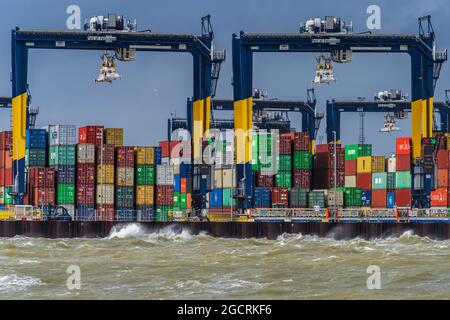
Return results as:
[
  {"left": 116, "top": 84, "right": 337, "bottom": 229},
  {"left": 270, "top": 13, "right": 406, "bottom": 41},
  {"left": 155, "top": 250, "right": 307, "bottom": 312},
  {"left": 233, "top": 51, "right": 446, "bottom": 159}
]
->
[
  {"left": 289, "top": 188, "right": 308, "bottom": 208},
  {"left": 25, "top": 148, "right": 46, "bottom": 167},
  {"left": 278, "top": 155, "right": 292, "bottom": 171},
  {"left": 293, "top": 151, "right": 312, "bottom": 170},
  {"left": 2, "top": 186, "right": 13, "bottom": 205},
  {"left": 56, "top": 183, "right": 75, "bottom": 205},
  {"left": 156, "top": 206, "right": 170, "bottom": 222},
  {"left": 387, "top": 172, "right": 396, "bottom": 190},
  {"left": 344, "top": 187, "right": 362, "bottom": 207},
  {"left": 275, "top": 171, "right": 291, "bottom": 188},
  {"left": 49, "top": 145, "right": 76, "bottom": 166},
  {"left": 116, "top": 186, "right": 134, "bottom": 208},
  {"left": 358, "top": 144, "right": 372, "bottom": 157},
  {"left": 136, "top": 165, "right": 155, "bottom": 185},
  {"left": 308, "top": 191, "right": 325, "bottom": 208}
]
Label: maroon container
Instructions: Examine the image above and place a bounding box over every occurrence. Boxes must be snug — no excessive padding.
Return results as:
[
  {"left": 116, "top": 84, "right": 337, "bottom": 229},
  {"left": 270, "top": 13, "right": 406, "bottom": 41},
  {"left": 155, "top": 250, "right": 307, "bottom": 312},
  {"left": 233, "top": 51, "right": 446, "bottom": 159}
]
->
[
  {"left": 315, "top": 149, "right": 344, "bottom": 170},
  {"left": 356, "top": 173, "right": 372, "bottom": 190},
  {"left": 29, "top": 167, "right": 55, "bottom": 188},
  {"left": 255, "top": 171, "right": 274, "bottom": 187},
  {"left": 271, "top": 187, "right": 289, "bottom": 207},
  {"left": 292, "top": 132, "right": 311, "bottom": 152},
  {"left": 77, "top": 183, "right": 95, "bottom": 205},
  {"left": 76, "top": 163, "right": 96, "bottom": 184},
  {"left": 371, "top": 189, "right": 387, "bottom": 208},
  {"left": 344, "top": 159, "right": 357, "bottom": 176},
  {"left": 78, "top": 126, "right": 104, "bottom": 145},
  {"left": 0, "top": 131, "right": 12, "bottom": 150},
  {"left": 279, "top": 135, "right": 292, "bottom": 155},
  {"left": 31, "top": 187, "right": 55, "bottom": 206},
  {"left": 395, "top": 189, "right": 411, "bottom": 207},
  {"left": 292, "top": 169, "right": 311, "bottom": 190},
  {"left": 116, "top": 146, "right": 136, "bottom": 167},
  {"left": 396, "top": 154, "right": 411, "bottom": 171},
  {"left": 97, "top": 204, "right": 115, "bottom": 221},
  {"left": 156, "top": 185, "right": 174, "bottom": 206},
  {"left": 313, "top": 168, "right": 344, "bottom": 189},
  {"left": 97, "top": 144, "right": 115, "bottom": 165}
]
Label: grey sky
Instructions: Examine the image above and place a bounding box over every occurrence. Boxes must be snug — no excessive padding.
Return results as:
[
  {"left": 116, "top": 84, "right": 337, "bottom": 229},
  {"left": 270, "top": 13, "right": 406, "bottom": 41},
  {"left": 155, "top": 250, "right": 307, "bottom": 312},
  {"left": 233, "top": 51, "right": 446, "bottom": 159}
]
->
[{"left": 0, "top": 0, "right": 449, "bottom": 155}]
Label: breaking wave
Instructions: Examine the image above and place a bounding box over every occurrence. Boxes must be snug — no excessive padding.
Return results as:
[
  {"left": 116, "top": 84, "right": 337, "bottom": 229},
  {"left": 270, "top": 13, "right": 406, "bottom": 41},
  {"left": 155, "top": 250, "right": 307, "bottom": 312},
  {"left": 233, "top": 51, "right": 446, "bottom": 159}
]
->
[{"left": 0, "top": 274, "right": 43, "bottom": 293}]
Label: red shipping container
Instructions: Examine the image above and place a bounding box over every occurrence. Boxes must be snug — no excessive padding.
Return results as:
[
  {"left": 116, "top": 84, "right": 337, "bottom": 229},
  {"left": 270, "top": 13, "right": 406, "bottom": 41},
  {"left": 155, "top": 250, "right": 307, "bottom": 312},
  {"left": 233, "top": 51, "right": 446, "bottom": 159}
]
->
[
  {"left": 180, "top": 178, "right": 187, "bottom": 193},
  {"left": 156, "top": 185, "right": 174, "bottom": 206},
  {"left": 77, "top": 163, "right": 96, "bottom": 184},
  {"left": 78, "top": 126, "right": 104, "bottom": 145},
  {"left": 255, "top": 172, "right": 274, "bottom": 188},
  {"left": 292, "top": 132, "right": 311, "bottom": 152},
  {"left": 396, "top": 137, "right": 411, "bottom": 155},
  {"left": 97, "top": 144, "right": 115, "bottom": 165},
  {"left": 0, "top": 150, "right": 5, "bottom": 168},
  {"left": 313, "top": 168, "right": 344, "bottom": 189},
  {"left": 0, "top": 150, "right": 12, "bottom": 169},
  {"left": 0, "top": 169, "right": 4, "bottom": 187},
  {"left": 396, "top": 154, "right": 411, "bottom": 171},
  {"left": 97, "top": 204, "right": 115, "bottom": 221},
  {"left": 3, "top": 168, "right": 12, "bottom": 186},
  {"left": 271, "top": 187, "right": 289, "bottom": 207},
  {"left": 0, "top": 131, "right": 12, "bottom": 150},
  {"left": 395, "top": 189, "right": 411, "bottom": 207},
  {"left": 116, "top": 146, "right": 135, "bottom": 167},
  {"left": 29, "top": 167, "right": 55, "bottom": 188},
  {"left": 356, "top": 173, "right": 372, "bottom": 190},
  {"left": 31, "top": 187, "right": 55, "bottom": 206},
  {"left": 279, "top": 135, "right": 292, "bottom": 155},
  {"left": 292, "top": 169, "right": 311, "bottom": 189},
  {"left": 437, "top": 169, "right": 449, "bottom": 188},
  {"left": 159, "top": 141, "right": 183, "bottom": 158},
  {"left": 344, "top": 159, "right": 357, "bottom": 176},
  {"left": 437, "top": 150, "right": 450, "bottom": 169},
  {"left": 431, "top": 188, "right": 448, "bottom": 207},
  {"left": 77, "top": 184, "right": 95, "bottom": 205},
  {"left": 371, "top": 189, "right": 387, "bottom": 208}
]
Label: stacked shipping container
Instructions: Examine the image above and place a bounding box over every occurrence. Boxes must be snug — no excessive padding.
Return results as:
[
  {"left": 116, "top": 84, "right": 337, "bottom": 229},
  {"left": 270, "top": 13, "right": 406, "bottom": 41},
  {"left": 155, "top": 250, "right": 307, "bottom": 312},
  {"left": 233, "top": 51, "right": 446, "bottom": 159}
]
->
[
  {"left": 0, "top": 131, "right": 12, "bottom": 206},
  {"left": 395, "top": 137, "right": 412, "bottom": 207},
  {"left": 76, "top": 144, "right": 96, "bottom": 220},
  {"left": 96, "top": 144, "right": 115, "bottom": 220},
  {"left": 135, "top": 147, "right": 155, "bottom": 220}
]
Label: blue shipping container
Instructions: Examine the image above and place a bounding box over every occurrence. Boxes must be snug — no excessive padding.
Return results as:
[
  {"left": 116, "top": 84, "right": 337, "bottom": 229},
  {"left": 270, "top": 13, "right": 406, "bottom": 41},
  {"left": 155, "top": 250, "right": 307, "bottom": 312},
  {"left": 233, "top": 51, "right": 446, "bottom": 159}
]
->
[
  {"left": 209, "top": 189, "right": 223, "bottom": 207},
  {"left": 361, "top": 190, "right": 371, "bottom": 207},
  {"left": 137, "top": 205, "right": 154, "bottom": 221},
  {"left": 116, "top": 208, "right": 136, "bottom": 221},
  {"left": 56, "top": 165, "right": 76, "bottom": 184},
  {"left": 253, "top": 187, "right": 271, "bottom": 208},
  {"left": 180, "top": 163, "right": 192, "bottom": 178},
  {"left": 173, "top": 175, "right": 181, "bottom": 192},
  {"left": 387, "top": 192, "right": 395, "bottom": 209},
  {"left": 154, "top": 147, "right": 162, "bottom": 165},
  {"left": 76, "top": 205, "right": 96, "bottom": 221},
  {"left": 26, "top": 129, "right": 47, "bottom": 149}
]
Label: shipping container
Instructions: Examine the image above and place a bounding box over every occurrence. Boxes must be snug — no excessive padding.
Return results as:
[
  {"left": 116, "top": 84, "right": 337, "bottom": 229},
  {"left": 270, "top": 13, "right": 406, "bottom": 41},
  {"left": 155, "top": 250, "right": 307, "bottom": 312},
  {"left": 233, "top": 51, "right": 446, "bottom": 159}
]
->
[
  {"left": 47, "top": 125, "right": 77, "bottom": 146},
  {"left": 372, "top": 172, "right": 387, "bottom": 190},
  {"left": 135, "top": 185, "right": 154, "bottom": 206},
  {"left": 344, "top": 188, "right": 362, "bottom": 207},
  {"left": 437, "top": 169, "right": 449, "bottom": 188},
  {"left": 77, "top": 144, "right": 96, "bottom": 163},
  {"left": 357, "top": 156, "right": 372, "bottom": 173},
  {"left": 396, "top": 137, "right": 411, "bottom": 155},
  {"left": 293, "top": 151, "right": 312, "bottom": 170},
  {"left": 292, "top": 169, "right": 311, "bottom": 190},
  {"left": 56, "top": 183, "right": 75, "bottom": 204},
  {"left": 277, "top": 155, "right": 292, "bottom": 171},
  {"left": 396, "top": 154, "right": 411, "bottom": 171},
  {"left": 344, "top": 144, "right": 359, "bottom": 160},
  {"left": 254, "top": 187, "right": 271, "bottom": 208},
  {"left": 28, "top": 167, "right": 55, "bottom": 188},
  {"left": 344, "top": 159, "right": 357, "bottom": 176},
  {"left": 437, "top": 150, "right": 450, "bottom": 169},
  {"left": 55, "top": 165, "right": 76, "bottom": 184},
  {"left": 115, "top": 186, "right": 134, "bottom": 208},
  {"left": 371, "top": 156, "right": 385, "bottom": 173},
  {"left": 135, "top": 165, "right": 155, "bottom": 185},
  {"left": 135, "top": 147, "right": 155, "bottom": 165},
  {"left": 116, "top": 146, "right": 135, "bottom": 167},
  {"left": 136, "top": 205, "right": 154, "bottom": 221},
  {"left": 156, "top": 165, "right": 174, "bottom": 185},
  {"left": 431, "top": 188, "right": 448, "bottom": 207},
  {"left": 76, "top": 205, "right": 96, "bottom": 221},
  {"left": 26, "top": 129, "right": 47, "bottom": 149},
  {"left": 395, "top": 189, "right": 411, "bottom": 207},
  {"left": 97, "top": 164, "right": 115, "bottom": 184},
  {"left": 25, "top": 149, "right": 46, "bottom": 167},
  {"left": 76, "top": 183, "right": 95, "bottom": 205},
  {"left": 288, "top": 188, "right": 308, "bottom": 208},
  {"left": 0, "top": 131, "right": 12, "bottom": 150},
  {"left": 156, "top": 185, "right": 174, "bottom": 206},
  {"left": 79, "top": 126, "right": 104, "bottom": 145},
  {"left": 96, "top": 184, "right": 114, "bottom": 205},
  {"left": 116, "top": 167, "right": 134, "bottom": 187},
  {"left": 104, "top": 128, "right": 123, "bottom": 146},
  {"left": 387, "top": 172, "right": 396, "bottom": 191},
  {"left": 49, "top": 145, "right": 76, "bottom": 166},
  {"left": 279, "top": 135, "right": 292, "bottom": 155},
  {"left": 275, "top": 171, "right": 291, "bottom": 188},
  {"left": 356, "top": 172, "right": 372, "bottom": 190},
  {"left": 76, "top": 163, "right": 95, "bottom": 184},
  {"left": 396, "top": 171, "right": 412, "bottom": 189},
  {"left": 387, "top": 157, "right": 396, "bottom": 173},
  {"left": 345, "top": 176, "right": 356, "bottom": 188},
  {"left": 255, "top": 171, "right": 274, "bottom": 188},
  {"left": 387, "top": 192, "right": 395, "bottom": 208},
  {"left": 97, "top": 144, "right": 115, "bottom": 165},
  {"left": 271, "top": 187, "right": 289, "bottom": 208},
  {"left": 371, "top": 189, "right": 387, "bottom": 208},
  {"left": 326, "top": 189, "right": 344, "bottom": 208},
  {"left": 361, "top": 190, "right": 371, "bottom": 207},
  {"left": 308, "top": 191, "right": 325, "bottom": 208}
]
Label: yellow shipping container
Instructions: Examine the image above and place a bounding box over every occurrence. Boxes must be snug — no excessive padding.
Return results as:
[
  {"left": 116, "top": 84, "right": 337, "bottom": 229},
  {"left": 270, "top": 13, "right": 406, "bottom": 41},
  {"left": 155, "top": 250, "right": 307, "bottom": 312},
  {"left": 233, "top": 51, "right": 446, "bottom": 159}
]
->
[
  {"left": 357, "top": 156, "right": 372, "bottom": 173},
  {"left": 116, "top": 167, "right": 134, "bottom": 187},
  {"left": 105, "top": 128, "right": 123, "bottom": 146},
  {"left": 97, "top": 165, "right": 115, "bottom": 184},
  {"left": 371, "top": 156, "right": 385, "bottom": 173},
  {"left": 135, "top": 147, "right": 155, "bottom": 165},
  {"left": 136, "top": 185, "right": 154, "bottom": 206}
]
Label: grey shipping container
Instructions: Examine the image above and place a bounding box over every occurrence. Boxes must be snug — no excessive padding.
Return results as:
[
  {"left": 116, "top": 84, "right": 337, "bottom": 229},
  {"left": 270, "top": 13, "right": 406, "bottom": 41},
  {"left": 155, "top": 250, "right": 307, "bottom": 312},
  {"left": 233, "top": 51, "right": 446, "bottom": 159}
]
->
[
  {"left": 77, "top": 144, "right": 96, "bottom": 163},
  {"left": 289, "top": 188, "right": 308, "bottom": 208}
]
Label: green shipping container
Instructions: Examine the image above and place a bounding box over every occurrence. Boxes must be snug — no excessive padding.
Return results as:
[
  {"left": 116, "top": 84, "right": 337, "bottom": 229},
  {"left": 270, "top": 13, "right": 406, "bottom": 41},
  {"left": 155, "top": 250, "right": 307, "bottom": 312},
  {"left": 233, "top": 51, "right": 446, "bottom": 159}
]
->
[
  {"left": 275, "top": 171, "right": 291, "bottom": 188},
  {"left": 278, "top": 155, "right": 292, "bottom": 171},
  {"left": 2, "top": 186, "right": 13, "bottom": 204},
  {"left": 358, "top": 144, "right": 372, "bottom": 157},
  {"left": 49, "top": 145, "right": 76, "bottom": 166},
  {"left": 344, "top": 187, "right": 362, "bottom": 207},
  {"left": 345, "top": 144, "right": 359, "bottom": 160},
  {"left": 293, "top": 151, "right": 312, "bottom": 170},
  {"left": 136, "top": 165, "right": 155, "bottom": 185},
  {"left": 308, "top": 191, "right": 325, "bottom": 208},
  {"left": 372, "top": 173, "right": 387, "bottom": 190},
  {"left": 289, "top": 188, "right": 308, "bottom": 208},
  {"left": 173, "top": 192, "right": 180, "bottom": 208},
  {"left": 387, "top": 172, "right": 396, "bottom": 190},
  {"left": 25, "top": 148, "right": 46, "bottom": 167},
  {"left": 222, "top": 188, "right": 236, "bottom": 206},
  {"left": 180, "top": 193, "right": 187, "bottom": 209},
  {"left": 396, "top": 171, "right": 411, "bottom": 189},
  {"left": 57, "top": 183, "right": 75, "bottom": 205},
  {"left": 156, "top": 206, "right": 170, "bottom": 222}
]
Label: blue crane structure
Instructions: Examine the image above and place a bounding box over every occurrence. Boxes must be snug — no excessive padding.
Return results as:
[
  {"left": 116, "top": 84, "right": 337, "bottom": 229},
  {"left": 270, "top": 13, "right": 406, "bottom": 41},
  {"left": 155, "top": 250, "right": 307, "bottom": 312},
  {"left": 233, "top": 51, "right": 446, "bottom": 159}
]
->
[
  {"left": 10, "top": 15, "right": 225, "bottom": 208},
  {"left": 232, "top": 15, "right": 447, "bottom": 210}
]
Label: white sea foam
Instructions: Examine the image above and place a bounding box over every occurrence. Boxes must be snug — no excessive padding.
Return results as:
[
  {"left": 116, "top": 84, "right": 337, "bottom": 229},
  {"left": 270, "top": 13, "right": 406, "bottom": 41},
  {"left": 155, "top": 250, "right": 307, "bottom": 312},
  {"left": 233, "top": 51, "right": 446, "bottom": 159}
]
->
[
  {"left": 107, "top": 223, "right": 198, "bottom": 242},
  {"left": 0, "top": 273, "right": 42, "bottom": 293}
]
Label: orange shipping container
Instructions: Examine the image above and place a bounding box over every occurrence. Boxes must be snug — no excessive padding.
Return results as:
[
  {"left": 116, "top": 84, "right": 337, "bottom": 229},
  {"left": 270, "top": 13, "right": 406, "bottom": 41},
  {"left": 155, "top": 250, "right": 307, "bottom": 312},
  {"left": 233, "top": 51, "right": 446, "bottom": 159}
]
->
[
  {"left": 186, "top": 193, "right": 192, "bottom": 209},
  {"left": 396, "top": 137, "right": 411, "bottom": 155},
  {"left": 431, "top": 188, "right": 448, "bottom": 207},
  {"left": 180, "top": 178, "right": 187, "bottom": 193},
  {"left": 437, "top": 169, "right": 449, "bottom": 188}
]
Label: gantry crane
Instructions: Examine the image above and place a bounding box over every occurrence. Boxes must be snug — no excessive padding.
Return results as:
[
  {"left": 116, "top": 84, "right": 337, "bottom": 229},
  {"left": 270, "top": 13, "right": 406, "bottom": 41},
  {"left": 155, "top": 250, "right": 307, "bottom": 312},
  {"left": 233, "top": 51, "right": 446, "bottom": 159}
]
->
[
  {"left": 11, "top": 15, "right": 225, "bottom": 207},
  {"left": 0, "top": 95, "right": 39, "bottom": 129},
  {"left": 232, "top": 15, "right": 447, "bottom": 210}
]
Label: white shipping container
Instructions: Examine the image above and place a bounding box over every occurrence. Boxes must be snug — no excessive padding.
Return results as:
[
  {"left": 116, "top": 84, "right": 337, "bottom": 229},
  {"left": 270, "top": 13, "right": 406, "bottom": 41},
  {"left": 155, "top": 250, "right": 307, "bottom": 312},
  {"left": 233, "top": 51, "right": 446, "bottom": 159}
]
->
[
  {"left": 214, "top": 169, "right": 223, "bottom": 188},
  {"left": 96, "top": 184, "right": 115, "bottom": 205},
  {"left": 326, "top": 190, "right": 344, "bottom": 207},
  {"left": 345, "top": 176, "right": 357, "bottom": 188},
  {"left": 46, "top": 125, "right": 77, "bottom": 146},
  {"left": 387, "top": 157, "right": 396, "bottom": 173},
  {"left": 157, "top": 165, "right": 174, "bottom": 185},
  {"left": 222, "top": 168, "right": 236, "bottom": 188},
  {"left": 0, "top": 186, "right": 4, "bottom": 205},
  {"left": 116, "top": 167, "right": 134, "bottom": 186},
  {"left": 77, "top": 143, "right": 96, "bottom": 163}
]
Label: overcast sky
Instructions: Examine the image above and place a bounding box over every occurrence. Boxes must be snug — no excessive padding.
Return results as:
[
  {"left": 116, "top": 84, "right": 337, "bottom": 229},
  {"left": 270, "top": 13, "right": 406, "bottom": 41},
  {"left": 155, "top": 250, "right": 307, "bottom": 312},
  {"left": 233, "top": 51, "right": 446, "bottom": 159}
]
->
[{"left": 0, "top": 0, "right": 449, "bottom": 155}]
